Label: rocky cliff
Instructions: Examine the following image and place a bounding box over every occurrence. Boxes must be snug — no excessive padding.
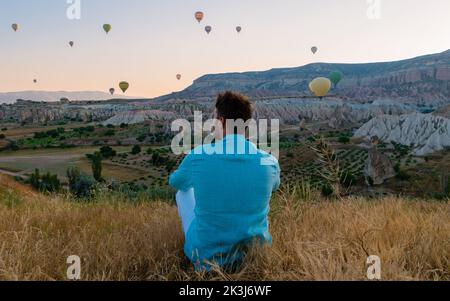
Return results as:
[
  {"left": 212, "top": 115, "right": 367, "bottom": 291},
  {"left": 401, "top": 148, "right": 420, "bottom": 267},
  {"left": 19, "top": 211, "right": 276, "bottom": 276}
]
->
[
  {"left": 354, "top": 113, "right": 450, "bottom": 156},
  {"left": 158, "top": 50, "right": 450, "bottom": 107}
]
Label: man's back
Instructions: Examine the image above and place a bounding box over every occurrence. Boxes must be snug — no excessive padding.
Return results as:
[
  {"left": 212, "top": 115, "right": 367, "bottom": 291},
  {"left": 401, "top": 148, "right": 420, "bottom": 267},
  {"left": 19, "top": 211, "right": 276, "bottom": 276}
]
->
[{"left": 169, "top": 134, "right": 281, "bottom": 270}]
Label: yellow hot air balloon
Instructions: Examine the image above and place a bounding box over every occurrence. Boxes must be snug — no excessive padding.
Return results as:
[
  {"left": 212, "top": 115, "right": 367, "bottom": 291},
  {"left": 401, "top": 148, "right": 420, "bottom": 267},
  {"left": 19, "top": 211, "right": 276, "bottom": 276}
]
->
[
  {"left": 195, "top": 11, "right": 204, "bottom": 23},
  {"left": 119, "top": 81, "right": 129, "bottom": 93},
  {"left": 103, "top": 24, "right": 112, "bottom": 34},
  {"left": 12, "top": 23, "right": 19, "bottom": 32},
  {"left": 309, "top": 77, "right": 332, "bottom": 97}
]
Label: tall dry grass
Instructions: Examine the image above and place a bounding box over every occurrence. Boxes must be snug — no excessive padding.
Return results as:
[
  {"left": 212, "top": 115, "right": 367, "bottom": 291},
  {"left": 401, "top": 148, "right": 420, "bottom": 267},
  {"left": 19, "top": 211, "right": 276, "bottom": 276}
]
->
[{"left": 0, "top": 175, "right": 448, "bottom": 281}]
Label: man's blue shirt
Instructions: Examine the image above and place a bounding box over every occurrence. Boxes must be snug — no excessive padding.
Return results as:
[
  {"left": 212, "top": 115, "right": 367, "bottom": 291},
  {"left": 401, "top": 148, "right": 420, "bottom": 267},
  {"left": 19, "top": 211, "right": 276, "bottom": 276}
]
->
[{"left": 169, "top": 134, "right": 281, "bottom": 270}]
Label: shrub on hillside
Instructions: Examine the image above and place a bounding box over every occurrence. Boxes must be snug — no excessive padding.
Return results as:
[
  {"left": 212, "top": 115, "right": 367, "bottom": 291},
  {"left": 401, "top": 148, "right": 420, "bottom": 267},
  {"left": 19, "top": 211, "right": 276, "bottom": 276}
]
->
[
  {"left": 66, "top": 167, "right": 97, "bottom": 199},
  {"left": 28, "top": 169, "right": 61, "bottom": 193}
]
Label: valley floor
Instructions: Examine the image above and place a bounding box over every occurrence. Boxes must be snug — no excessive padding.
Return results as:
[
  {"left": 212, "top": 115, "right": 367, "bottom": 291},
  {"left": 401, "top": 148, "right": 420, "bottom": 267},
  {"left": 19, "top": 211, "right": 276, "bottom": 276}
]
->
[{"left": 0, "top": 175, "right": 448, "bottom": 281}]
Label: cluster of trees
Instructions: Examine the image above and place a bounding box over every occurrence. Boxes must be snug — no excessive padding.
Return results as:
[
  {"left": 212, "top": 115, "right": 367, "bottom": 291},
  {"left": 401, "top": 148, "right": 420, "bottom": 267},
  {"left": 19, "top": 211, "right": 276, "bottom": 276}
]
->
[{"left": 33, "top": 128, "right": 65, "bottom": 139}]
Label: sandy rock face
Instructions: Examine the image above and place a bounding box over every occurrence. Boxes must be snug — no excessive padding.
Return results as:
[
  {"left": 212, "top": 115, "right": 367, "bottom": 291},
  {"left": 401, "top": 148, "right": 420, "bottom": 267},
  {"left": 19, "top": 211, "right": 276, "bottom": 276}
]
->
[
  {"left": 355, "top": 113, "right": 450, "bottom": 155},
  {"left": 364, "top": 147, "right": 396, "bottom": 185}
]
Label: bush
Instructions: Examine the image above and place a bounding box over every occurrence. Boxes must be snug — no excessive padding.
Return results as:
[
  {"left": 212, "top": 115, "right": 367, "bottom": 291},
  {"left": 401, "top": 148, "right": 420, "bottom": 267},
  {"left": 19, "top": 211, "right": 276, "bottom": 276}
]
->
[
  {"left": 67, "top": 167, "right": 96, "bottom": 199},
  {"left": 28, "top": 169, "right": 61, "bottom": 193},
  {"left": 0, "top": 134, "right": 5, "bottom": 139},
  {"left": 338, "top": 135, "right": 351, "bottom": 144},
  {"left": 321, "top": 183, "right": 334, "bottom": 198},
  {"left": 104, "top": 129, "right": 116, "bottom": 137},
  {"left": 340, "top": 169, "right": 357, "bottom": 188}
]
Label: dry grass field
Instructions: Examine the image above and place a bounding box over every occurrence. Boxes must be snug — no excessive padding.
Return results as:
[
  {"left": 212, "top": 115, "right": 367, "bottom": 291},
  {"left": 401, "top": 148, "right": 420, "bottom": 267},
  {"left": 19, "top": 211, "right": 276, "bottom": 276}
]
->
[{"left": 0, "top": 175, "right": 448, "bottom": 281}]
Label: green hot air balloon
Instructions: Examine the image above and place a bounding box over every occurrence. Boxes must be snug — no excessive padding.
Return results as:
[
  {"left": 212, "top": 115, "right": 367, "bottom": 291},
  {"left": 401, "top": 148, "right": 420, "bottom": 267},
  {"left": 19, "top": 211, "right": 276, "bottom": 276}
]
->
[
  {"left": 119, "top": 81, "right": 129, "bottom": 93},
  {"left": 330, "top": 71, "right": 343, "bottom": 87},
  {"left": 103, "top": 24, "right": 112, "bottom": 34}
]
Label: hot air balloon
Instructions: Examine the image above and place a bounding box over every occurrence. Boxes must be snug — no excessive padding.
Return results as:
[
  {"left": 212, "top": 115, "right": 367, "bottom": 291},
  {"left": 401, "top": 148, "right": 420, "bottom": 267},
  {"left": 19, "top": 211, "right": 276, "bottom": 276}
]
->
[
  {"left": 103, "top": 24, "right": 112, "bottom": 34},
  {"left": 195, "top": 11, "right": 204, "bottom": 23},
  {"left": 311, "top": 46, "right": 318, "bottom": 54},
  {"left": 12, "top": 24, "right": 19, "bottom": 32},
  {"left": 205, "top": 26, "right": 212, "bottom": 34},
  {"left": 33, "top": 79, "right": 37, "bottom": 84},
  {"left": 109, "top": 88, "right": 115, "bottom": 95},
  {"left": 176, "top": 74, "right": 182, "bottom": 81},
  {"left": 119, "top": 81, "right": 129, "bottom": 93},
  {"left": 309, "top": 77, "right": 332, "bottom": 98},
  {"left": 236, "top": 26, "right": 242, "bottom": 33},
  {"left": 330, "top": 71, "right": 343, "bottom": 87},
  {"left": 69, "top": 41, "right": 74, "bottom": 47}
]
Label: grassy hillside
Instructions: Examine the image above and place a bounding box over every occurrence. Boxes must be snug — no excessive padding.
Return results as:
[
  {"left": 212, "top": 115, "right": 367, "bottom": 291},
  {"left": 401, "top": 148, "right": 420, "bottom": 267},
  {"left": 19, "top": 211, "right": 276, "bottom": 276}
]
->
[{"left": 0, "top": 175, "right": 448, "bottom": 281}]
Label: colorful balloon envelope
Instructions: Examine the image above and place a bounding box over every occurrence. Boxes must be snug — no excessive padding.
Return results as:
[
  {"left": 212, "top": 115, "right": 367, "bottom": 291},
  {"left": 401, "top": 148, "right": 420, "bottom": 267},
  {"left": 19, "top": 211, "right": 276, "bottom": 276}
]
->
[
  {"left": 309, "top": 77, "right": 332, "bottom": 97},
  {"left": 195, "top": 11, "right": 204, "bottom": 23},
  {"left": 103, "top": 24, "right": 112, "bottom": 34},
  {"left": 205, "top": 26, "right": 212, "bottom": 34},
  {"left": 330, "top": 71, "right": 343, "bottom": 86},
  {"left": 119, "top": 81, "right": 129, "bottom": 93}
]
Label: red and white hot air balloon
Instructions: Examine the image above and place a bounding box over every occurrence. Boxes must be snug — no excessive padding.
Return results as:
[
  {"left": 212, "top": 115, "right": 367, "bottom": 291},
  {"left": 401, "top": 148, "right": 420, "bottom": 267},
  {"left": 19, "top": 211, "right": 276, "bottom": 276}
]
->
[{"left": 195, "top": 11, "right": 204, "bottom": 23}]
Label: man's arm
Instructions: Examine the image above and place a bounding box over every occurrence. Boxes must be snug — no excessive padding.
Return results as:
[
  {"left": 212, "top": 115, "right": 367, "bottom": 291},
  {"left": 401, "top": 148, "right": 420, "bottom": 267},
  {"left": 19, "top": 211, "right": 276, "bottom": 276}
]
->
[{"left": 169, "top": 154, "right": 193, "bottom": 192}]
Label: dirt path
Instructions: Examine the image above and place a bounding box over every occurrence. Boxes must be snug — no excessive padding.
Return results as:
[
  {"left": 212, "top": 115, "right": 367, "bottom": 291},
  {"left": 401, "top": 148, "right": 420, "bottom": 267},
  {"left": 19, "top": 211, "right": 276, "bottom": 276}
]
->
[{"left": 0, "top": 168, "right": 27, "bottom": 179}]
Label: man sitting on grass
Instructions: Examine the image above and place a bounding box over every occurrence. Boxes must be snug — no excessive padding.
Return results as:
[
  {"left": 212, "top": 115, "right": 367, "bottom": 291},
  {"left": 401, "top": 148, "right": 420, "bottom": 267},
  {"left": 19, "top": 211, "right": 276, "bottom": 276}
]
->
[{"left": 169, "top": 91, "right": 281, "bottom": 271}]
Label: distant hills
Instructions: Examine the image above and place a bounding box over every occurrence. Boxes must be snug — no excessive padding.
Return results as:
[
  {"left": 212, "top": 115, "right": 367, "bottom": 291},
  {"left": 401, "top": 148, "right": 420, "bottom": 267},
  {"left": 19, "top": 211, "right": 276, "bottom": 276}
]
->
[
  {"left": 158, "top": 50, "right": 450, "bottom": 105},
  {"left": 0, "top": 91, "right": 140, "bottom": 104}
]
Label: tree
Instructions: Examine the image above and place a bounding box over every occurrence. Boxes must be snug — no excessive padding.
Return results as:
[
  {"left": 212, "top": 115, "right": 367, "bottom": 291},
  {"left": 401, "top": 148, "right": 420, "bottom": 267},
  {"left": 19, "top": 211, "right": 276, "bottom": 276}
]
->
[
  {"left": 89, "top": 152, "right": 103, "bottom": 182},
  {"left": 131, "top": 145, "right": 141, "bottom": 155},
  {"left": 100, "top": 146, "right": 117, "bottom": 158}
]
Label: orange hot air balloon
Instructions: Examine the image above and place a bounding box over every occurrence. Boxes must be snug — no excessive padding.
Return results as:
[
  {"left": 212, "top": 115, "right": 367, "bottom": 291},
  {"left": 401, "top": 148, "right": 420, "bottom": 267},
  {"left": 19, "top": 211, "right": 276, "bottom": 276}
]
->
[
  {"left": 176, "top": 74, "right": 182, "bottom": 81},
  {"left": 205, "top": 26, "right": 212, "bottom": 34},
  {"left": 195, "top": 11, "right": 204, "bottom": 23},
  {"left": 12, "top": 23, "right": 19, "bottom": 32},
  {"left": 119, "top": 81, "right": 129, "bottom": 93}
]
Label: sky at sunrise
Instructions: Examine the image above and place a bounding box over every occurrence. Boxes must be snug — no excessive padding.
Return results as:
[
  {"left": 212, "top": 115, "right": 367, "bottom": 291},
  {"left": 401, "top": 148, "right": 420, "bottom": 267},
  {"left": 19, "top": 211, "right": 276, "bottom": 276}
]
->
[{"left": 1, "top": 0, "right": 450, "bottom": 98}]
